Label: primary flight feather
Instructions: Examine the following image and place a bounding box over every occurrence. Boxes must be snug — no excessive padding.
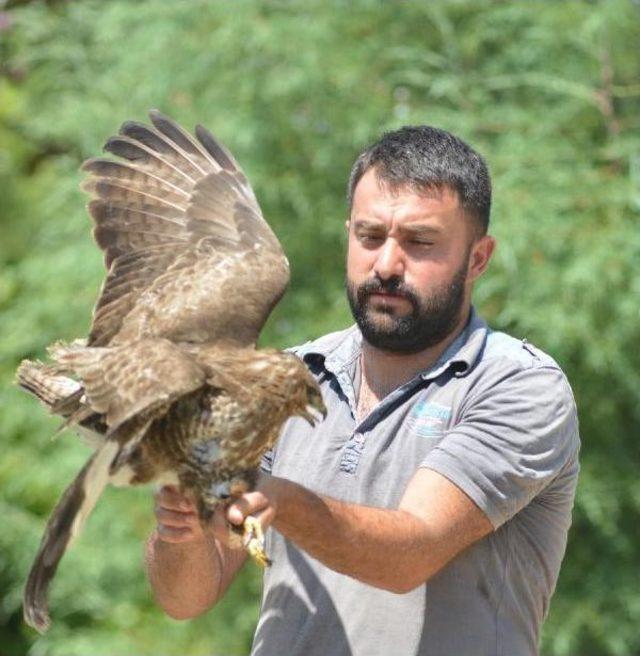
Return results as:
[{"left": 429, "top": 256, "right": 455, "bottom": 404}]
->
[{"left": 17, "top": 110, "right": 326, "bottom": 633}]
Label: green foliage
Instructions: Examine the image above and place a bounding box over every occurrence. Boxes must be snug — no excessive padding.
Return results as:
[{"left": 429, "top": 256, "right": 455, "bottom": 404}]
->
[{"left": 1, "top": 1, "right": 639, "bottom": 654}]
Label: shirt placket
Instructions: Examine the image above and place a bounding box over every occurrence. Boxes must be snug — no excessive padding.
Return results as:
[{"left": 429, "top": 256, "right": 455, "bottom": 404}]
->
[
  {"left": 319, "top": 319, "right": 476, "bottom": 477},
  {"left": 338, "top": 376, "right": 427, "bottom": 475}
]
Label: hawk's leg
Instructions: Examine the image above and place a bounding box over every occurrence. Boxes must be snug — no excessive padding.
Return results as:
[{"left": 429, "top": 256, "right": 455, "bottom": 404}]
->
[
  {"left": 178, "top": 472, "right": 221, "bottom": 525},
  {"left": 187, "top": 473, "right": 270, "bottom": 566},
  {"left": 242, "top": 516, "right": 271, "bottom": 567},
  {"left": 196, "top": 479, "right": 244, "bottom": 550},
  {"left": 195, "top": 495, "right": 216, "bottom": 523},
  {"left": 225, "top": 470, "right": 271, "bottom": 567}
]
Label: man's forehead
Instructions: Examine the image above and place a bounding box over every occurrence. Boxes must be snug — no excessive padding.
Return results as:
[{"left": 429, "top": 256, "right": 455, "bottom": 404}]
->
[
  {"left": 352, "top": 168, "right": 460, "bottom": 214},
  {"left": 351, "top": 176, "right": 461, "bottom": 231}
]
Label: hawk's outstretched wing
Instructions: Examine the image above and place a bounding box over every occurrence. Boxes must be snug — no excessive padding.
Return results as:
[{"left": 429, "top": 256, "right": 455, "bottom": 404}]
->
[{"left": 82, "top": 110, "right": 289, "bottom": 348}]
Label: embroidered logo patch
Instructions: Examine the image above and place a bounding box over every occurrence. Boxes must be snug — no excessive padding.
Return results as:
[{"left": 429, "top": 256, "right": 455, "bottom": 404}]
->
[{"left": 406, "top": 401, "right": 452, "bottom": 438}]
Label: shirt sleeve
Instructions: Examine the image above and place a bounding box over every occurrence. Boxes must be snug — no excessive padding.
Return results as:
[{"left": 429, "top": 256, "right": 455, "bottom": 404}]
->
[{"left": 420, "top": 364, "right": 580, "bottom": 529}]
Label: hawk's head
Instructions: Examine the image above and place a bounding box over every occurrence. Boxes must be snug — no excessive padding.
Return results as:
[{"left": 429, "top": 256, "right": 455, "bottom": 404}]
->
[
  {"left": 278, "top": 353, "right": 327, "bottom": 426},
  {"left": 299, "top": 378, "right": 326, "bottom": 426}
]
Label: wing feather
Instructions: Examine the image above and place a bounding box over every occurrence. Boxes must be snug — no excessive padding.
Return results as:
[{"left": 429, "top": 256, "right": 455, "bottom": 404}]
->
[
  {"left": 82, "top": 178, "right": 189, "bottom": 211},
  {"left": 103, "top": 135, "right": 196, "bottom": 186},
  {"left": 83, "top": 111, "right": 288, "bottom": 347},
  {"left": 51, "top": 339, "right": 206, "bottom": 430},
  {"left": 119, "top": 120, "right": 210, "bottom": 178},
  {"left": 195, "top": 122, "right": 241, "bottom": 172},
  {"left": 150, "top": 109, "right": 230, "bottom": 171},
  {"left": 89, "top": 246, "right": 180, "bottom": 345},
  {"left": 81, "top": 158, "right": 190, "bottom": 199}
]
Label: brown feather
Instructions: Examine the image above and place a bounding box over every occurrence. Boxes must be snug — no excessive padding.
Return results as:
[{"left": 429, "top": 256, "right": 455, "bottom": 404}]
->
[
  {"left": 50, "top": 339, "right": 206, "bottom": 430},
  {"left": 120, "top": 120, "right": 211, "bottom": 178},
  {"left": 81, "top": 158, "right": 190, "bottom": 199},
  {"left": 195, "top": 122, "right": 240, "bottom": 172},
  {"left": 103, "top": 135, "right": 195, "bottom": 187},
  {"left": 150, "top": 109, "right": 225, "bottom": 171},
  {"left": 82, "top": 177, "right": 189, "bottom": 211},
  {"left": 84, "top": 114, "right": 288, "bottom": 347},
  {"left": 24, "top": 441, "right": 119, "bottom": 633},
  {"left": 16, "top": 361, "right": 81, "bottom": 411}
]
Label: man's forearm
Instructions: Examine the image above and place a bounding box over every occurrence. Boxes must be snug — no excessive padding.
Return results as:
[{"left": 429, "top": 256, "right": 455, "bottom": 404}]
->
[
  {"left": 270, "top": 478, "right": 443, "bottom": 593},
  {"left": 145, "top": 530, "right": 223, "bottom": 619},
  {"left": 227, "top": 470, "right": 491, "bottom": 594}
]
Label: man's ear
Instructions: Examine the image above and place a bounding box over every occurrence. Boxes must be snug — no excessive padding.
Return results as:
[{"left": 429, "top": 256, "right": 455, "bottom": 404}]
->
[
  {"left": 468, "top": 235, "right": 496, "bottom": 282},
  {"left": 345, "top": 219, "right": 350, "bottom": 233}
]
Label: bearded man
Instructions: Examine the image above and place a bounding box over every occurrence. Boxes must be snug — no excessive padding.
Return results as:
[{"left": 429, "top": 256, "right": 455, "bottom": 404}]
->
[{"left": 146, "top": 126, "right": 580, "bottom": 656}]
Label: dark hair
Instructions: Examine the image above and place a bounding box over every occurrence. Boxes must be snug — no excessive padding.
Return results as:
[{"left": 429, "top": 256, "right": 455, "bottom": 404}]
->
[{"left": 347, "top": 126, "right": 492, "bottom": 235}]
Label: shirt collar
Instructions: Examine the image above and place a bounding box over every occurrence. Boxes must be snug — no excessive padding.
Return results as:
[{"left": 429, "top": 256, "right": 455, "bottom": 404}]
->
[
  {"left": 298, "top": 306, "right": 488, "bottom": 381},
  {"left": 420, "top": 307, "right": 487, "bottom": 381}
]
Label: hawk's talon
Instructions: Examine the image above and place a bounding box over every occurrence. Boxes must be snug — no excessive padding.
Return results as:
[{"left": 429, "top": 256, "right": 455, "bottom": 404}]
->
[{"left": 243, "top": 516, "right": 271, "bottom": 567}]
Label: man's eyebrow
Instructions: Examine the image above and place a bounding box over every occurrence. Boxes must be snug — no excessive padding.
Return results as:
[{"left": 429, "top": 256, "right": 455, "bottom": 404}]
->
[
  {"left": 400, "top": 224, "right": 442, "bottom": 236},
  {"left": 352, "top": 219, "right": 385, "bottom": 230}
]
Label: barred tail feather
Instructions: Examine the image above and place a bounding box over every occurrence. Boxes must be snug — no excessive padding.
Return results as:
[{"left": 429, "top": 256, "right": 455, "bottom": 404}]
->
[
  {"left": 16, "top": 360, "right": 81, "bottom": 413},
  {"left": 23, "top": 441, "right": 119, "bottom": 633}
]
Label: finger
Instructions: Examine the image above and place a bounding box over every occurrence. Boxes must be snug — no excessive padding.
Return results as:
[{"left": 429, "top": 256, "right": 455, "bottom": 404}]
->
[
  {"left": 155, "top": 507, "right": 198, "bottom": 529},
  {"left": 156, "top": 525, "right": 195, "bottom": 543},
  {"left": 252, "top": 504, "right": 276, "bottom": 529},
  {"left": 226, "top": 492, "right": 269, "bottom": 526},
  {"left": 156, "top": 486, "right": 196, "bottom": 512}
]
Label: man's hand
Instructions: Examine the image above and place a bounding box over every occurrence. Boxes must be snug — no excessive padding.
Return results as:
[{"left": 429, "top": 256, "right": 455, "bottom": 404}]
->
[
  {"left": 147, "top": 485, "right": 249, "bottom": 619},
  {"left": 154, "top": 485, "right": 241, "bottom": 547},
  {"left": 225, "top": 473, "right": 278, "bottom": 534},
  {"left": 154, "top": 486, "right": 205, "bottom": 543}
]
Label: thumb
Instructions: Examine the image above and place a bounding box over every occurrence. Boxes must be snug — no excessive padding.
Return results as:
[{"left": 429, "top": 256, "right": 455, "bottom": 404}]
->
[{"left": 226, "top": 491, "right": 270, "bottom": 526}]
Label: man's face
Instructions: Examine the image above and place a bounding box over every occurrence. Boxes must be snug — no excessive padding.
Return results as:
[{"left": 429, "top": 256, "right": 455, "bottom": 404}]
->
[{"left": 346, "top": 168, "right": 488, "bottom": 354}]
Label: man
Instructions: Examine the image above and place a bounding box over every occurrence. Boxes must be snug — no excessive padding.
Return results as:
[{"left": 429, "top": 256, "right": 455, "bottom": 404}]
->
[{"left": 146, "top": 126, "right": 580, "bottom": 656}]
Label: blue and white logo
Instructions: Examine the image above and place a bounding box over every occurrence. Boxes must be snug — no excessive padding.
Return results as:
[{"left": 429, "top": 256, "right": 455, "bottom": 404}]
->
[{"left": 406, "top": 401, "right": 452, "bottom": 438}]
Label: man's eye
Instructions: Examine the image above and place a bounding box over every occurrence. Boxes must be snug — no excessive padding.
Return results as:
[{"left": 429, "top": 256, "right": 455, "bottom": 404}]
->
[
  {"left": 409, "top": 239, "right": 434, "bottom": 246},
  {"left": 359, "top": 234, "right": 383, "bottom": 244}
]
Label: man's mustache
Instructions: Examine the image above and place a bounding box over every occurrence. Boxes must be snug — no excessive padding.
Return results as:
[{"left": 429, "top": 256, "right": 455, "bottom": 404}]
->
[{"left": 357, "top": 277, "right": 420, "bottom": 308}]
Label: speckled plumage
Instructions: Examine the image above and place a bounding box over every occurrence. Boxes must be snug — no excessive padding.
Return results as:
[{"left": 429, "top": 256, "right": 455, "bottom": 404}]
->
[{"left": 17, "top": 112, "right": 325, "bottom": 633}]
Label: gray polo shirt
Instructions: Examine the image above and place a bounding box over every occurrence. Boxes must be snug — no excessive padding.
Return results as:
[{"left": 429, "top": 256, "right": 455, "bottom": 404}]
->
[{"left": 253, "top": 309, "right": 580, "bottom": 656}]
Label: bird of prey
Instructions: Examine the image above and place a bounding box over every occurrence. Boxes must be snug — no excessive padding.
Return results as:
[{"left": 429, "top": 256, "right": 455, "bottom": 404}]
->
[{"left": 17, "top": 110, "right": 326, "bottom": 633}]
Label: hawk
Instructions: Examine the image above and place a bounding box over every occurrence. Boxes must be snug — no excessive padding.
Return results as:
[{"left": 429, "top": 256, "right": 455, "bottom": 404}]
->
[{"left": 17, "top": 110, "right": 326, "bottom": 633}]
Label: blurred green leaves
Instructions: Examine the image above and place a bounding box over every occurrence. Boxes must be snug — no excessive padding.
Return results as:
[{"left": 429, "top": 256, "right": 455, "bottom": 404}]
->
[{"left": 1, "top": 1, "right": 639, "bottom": 654}]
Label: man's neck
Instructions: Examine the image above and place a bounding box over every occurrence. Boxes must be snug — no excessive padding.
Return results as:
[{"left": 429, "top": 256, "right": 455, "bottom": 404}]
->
[{"left": 359, "top": 307, "right": 471, "bottom": 402}]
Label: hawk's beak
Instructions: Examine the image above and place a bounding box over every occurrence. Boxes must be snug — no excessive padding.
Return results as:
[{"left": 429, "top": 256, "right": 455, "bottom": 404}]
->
[{"left": 302, "top": 397, "right": 327, "bottom": 426}]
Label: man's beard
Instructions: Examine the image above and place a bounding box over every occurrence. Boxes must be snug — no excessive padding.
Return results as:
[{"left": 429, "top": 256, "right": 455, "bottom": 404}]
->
[{"left": 346, "top": 257, "right": 469, "bottom": 355}]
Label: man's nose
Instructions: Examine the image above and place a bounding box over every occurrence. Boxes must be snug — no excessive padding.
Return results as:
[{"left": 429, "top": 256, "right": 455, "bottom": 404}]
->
[{"left": 374, "top": 239, "right": 405, "bottom": 280}]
